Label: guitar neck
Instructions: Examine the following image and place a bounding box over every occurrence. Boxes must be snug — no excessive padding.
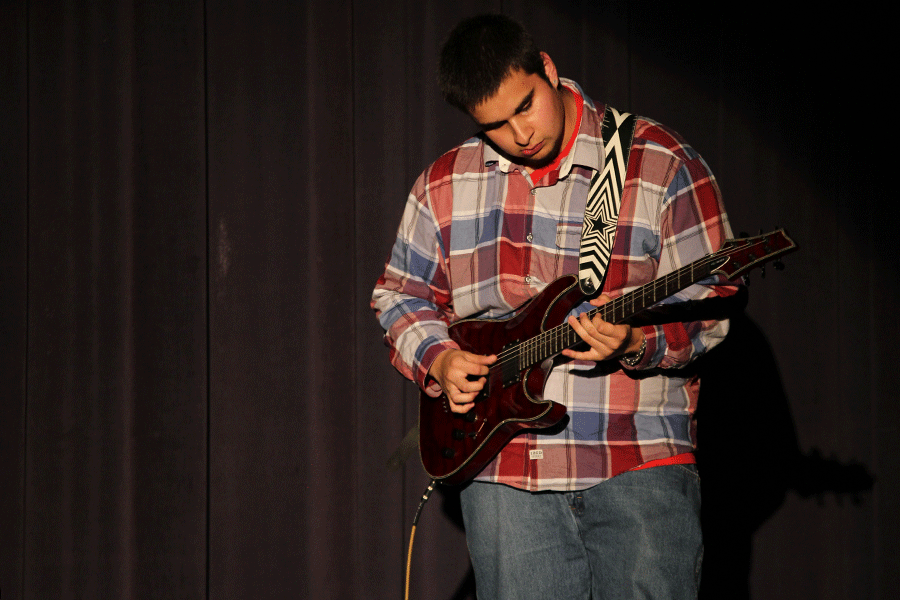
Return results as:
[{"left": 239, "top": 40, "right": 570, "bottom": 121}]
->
[{"left": 516, "top": 253, "right": 727, "bottom": 370}]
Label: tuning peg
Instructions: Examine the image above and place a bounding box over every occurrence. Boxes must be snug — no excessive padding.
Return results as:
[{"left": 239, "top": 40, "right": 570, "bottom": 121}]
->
[
  {"left": 761, "top": 265, "right": 766, "bottom": 279},
  {"left": 773, "top": 260, "right": 785, "bottom": 271},
  {"left": 739, "top": 231, "right": 749, "bottom": 238}
]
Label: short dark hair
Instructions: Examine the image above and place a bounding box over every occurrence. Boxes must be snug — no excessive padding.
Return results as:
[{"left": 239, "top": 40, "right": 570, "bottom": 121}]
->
[{"left": 438, "top": 14, "right": 547, "bottom": 112}]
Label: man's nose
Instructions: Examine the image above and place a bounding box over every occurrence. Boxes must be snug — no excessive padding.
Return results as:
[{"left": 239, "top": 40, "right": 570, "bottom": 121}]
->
[{"left": 509, "top": 118, "right": 532, "bottom": 146}]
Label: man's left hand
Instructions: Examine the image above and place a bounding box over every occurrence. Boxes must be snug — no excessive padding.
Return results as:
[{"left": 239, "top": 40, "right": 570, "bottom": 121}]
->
[{"left": 561, "top": 294, "right": 645, "bottom": 362}]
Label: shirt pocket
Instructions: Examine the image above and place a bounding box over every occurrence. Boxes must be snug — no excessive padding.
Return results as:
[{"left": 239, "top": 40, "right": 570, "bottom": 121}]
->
[{"left": 556, "top": 223, "right": 582, "bottom": 251}]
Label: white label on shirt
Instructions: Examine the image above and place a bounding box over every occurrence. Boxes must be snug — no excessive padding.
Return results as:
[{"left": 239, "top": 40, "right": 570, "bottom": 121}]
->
[{"left": 529, "top": 449, "right": 544, "bottom": 460}]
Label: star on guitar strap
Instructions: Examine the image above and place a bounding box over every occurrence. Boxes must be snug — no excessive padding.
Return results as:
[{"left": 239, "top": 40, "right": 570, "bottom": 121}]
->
[{"left": 578, "top": 106, "right": 637, "bottom": 295}]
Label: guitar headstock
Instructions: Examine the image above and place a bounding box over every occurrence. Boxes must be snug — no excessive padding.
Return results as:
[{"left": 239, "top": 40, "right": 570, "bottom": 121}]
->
[{"left": 713, "top": 229, "right": 798, "bottom": 281}]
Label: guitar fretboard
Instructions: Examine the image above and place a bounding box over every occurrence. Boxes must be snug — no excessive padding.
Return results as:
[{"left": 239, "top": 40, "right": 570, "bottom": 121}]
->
[{"left": 496, "top": 253, "right": 727, "bottom": 382}]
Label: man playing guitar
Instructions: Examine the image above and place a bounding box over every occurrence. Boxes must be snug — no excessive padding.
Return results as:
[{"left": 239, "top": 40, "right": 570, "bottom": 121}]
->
[{"left": 373, "top": 14, "right": 742, "bottom": 599}]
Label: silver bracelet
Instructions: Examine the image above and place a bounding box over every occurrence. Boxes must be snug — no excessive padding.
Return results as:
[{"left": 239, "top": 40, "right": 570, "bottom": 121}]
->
[{"left": 621, "top": 335, "right": 647, "bottom": 367}]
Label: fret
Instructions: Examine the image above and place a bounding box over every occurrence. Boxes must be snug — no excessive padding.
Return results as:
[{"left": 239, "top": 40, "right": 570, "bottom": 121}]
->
[{"left": 509, "top": 248, "right": 734, "bottom": 371}]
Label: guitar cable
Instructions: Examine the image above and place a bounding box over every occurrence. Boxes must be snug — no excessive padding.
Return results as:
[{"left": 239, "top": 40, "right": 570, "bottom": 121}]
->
[{"left": 405, "top": 479, "right": 437, "bottom": 600}]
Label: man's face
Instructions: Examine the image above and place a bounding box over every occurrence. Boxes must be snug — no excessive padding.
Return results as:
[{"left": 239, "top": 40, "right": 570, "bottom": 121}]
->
[{"left": 468, "top": 53, "right": 569, "bottom": 170}]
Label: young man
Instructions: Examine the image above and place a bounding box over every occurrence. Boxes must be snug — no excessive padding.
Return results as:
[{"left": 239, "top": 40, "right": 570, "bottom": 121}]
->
[{"left": 373, "top": 14, "right": 738, "bottom": 600}]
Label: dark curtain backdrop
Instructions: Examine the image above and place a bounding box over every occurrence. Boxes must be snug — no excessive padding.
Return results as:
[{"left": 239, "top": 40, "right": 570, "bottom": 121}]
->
[{"left": 2, "top": 1, "right": 896, "bottom": 599}]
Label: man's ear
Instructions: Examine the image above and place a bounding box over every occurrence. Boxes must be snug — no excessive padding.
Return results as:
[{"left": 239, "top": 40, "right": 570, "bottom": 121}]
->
[{"left": 541, "top": 52, "right": 559, "bottom": 87}]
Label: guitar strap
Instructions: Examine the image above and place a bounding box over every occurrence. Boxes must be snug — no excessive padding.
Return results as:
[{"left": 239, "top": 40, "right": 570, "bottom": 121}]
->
[{"left": 577, "top": 106, "right": 637, "bottom": 295}]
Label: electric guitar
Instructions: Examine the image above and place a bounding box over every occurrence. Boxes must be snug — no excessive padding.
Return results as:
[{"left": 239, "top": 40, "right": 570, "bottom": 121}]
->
[{"left": 419, "top": 229, "right": 798, "bottom": 485}]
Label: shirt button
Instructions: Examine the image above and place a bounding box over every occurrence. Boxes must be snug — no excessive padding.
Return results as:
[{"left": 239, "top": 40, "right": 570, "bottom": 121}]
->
[
  {"left": 525, "top": 275, "right": 533, "bottom": 284},
  {"left": 526, "top": 232, "right": 534, "bottom": 242},
  {"left": 530, "top": 188, "right": 537, "bottom": 195}
]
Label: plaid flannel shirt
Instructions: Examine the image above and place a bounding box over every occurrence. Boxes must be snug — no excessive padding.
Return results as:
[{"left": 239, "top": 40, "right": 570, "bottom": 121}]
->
[{"left": 372, "top": 80, "right": 738, "bottom": 491}]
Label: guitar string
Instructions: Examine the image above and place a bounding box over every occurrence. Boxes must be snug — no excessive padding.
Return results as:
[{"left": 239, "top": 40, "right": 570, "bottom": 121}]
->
[
  {"left": 488, "top": 233, "right": 786, "bottom": 370},
  {"left": 483, "top": 247, "right": 742, "bottom": 374}
]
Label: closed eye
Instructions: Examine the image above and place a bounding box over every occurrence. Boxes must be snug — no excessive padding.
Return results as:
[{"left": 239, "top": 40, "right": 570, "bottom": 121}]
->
[{"left": 477, "top": 89, "right": 535, "bottom": 132}]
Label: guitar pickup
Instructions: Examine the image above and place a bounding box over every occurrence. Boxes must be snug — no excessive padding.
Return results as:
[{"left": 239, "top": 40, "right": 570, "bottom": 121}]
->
[{"left": 499, "top": 341, "right": 522, "bottom": 387}]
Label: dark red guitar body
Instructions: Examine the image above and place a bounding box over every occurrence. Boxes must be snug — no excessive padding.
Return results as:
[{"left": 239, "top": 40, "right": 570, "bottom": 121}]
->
[{"left": 418, "top": 275, "right": 582, "bottom": 485}]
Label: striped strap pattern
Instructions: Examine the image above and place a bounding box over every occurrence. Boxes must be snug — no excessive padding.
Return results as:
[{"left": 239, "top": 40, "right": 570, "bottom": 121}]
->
[{"left": 578, "top": 106, "right": 636, "bottom": 294}]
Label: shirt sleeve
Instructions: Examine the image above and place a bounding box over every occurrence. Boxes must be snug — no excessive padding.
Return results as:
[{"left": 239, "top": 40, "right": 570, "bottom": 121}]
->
[
  {"left": 371, "top": 171, "right": 460, "bottom": 395},
  {"left": 622, "top": 146, "right": 741, "bottom": 371}
]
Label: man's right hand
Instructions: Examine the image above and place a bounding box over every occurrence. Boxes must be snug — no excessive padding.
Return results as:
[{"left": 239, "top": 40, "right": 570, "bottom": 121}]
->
[{"left": 428, "top": 349, "right": 497, "bottom": 413}]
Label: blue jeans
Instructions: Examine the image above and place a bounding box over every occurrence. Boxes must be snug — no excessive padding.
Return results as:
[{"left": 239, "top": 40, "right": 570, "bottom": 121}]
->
[{"left": 459, "top": 465, "right": 703, "bottom": 600}]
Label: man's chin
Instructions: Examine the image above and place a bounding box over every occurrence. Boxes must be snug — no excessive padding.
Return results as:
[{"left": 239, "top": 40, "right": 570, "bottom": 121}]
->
[
  {"left": 482, "top": 135, "right": 560, "bottom": 169},
  {"left": 520, "top": 150, "right": 556, "bottom": 170},
  {"left": 523, "top": 139, "right": 565, "bottom": 169}
]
